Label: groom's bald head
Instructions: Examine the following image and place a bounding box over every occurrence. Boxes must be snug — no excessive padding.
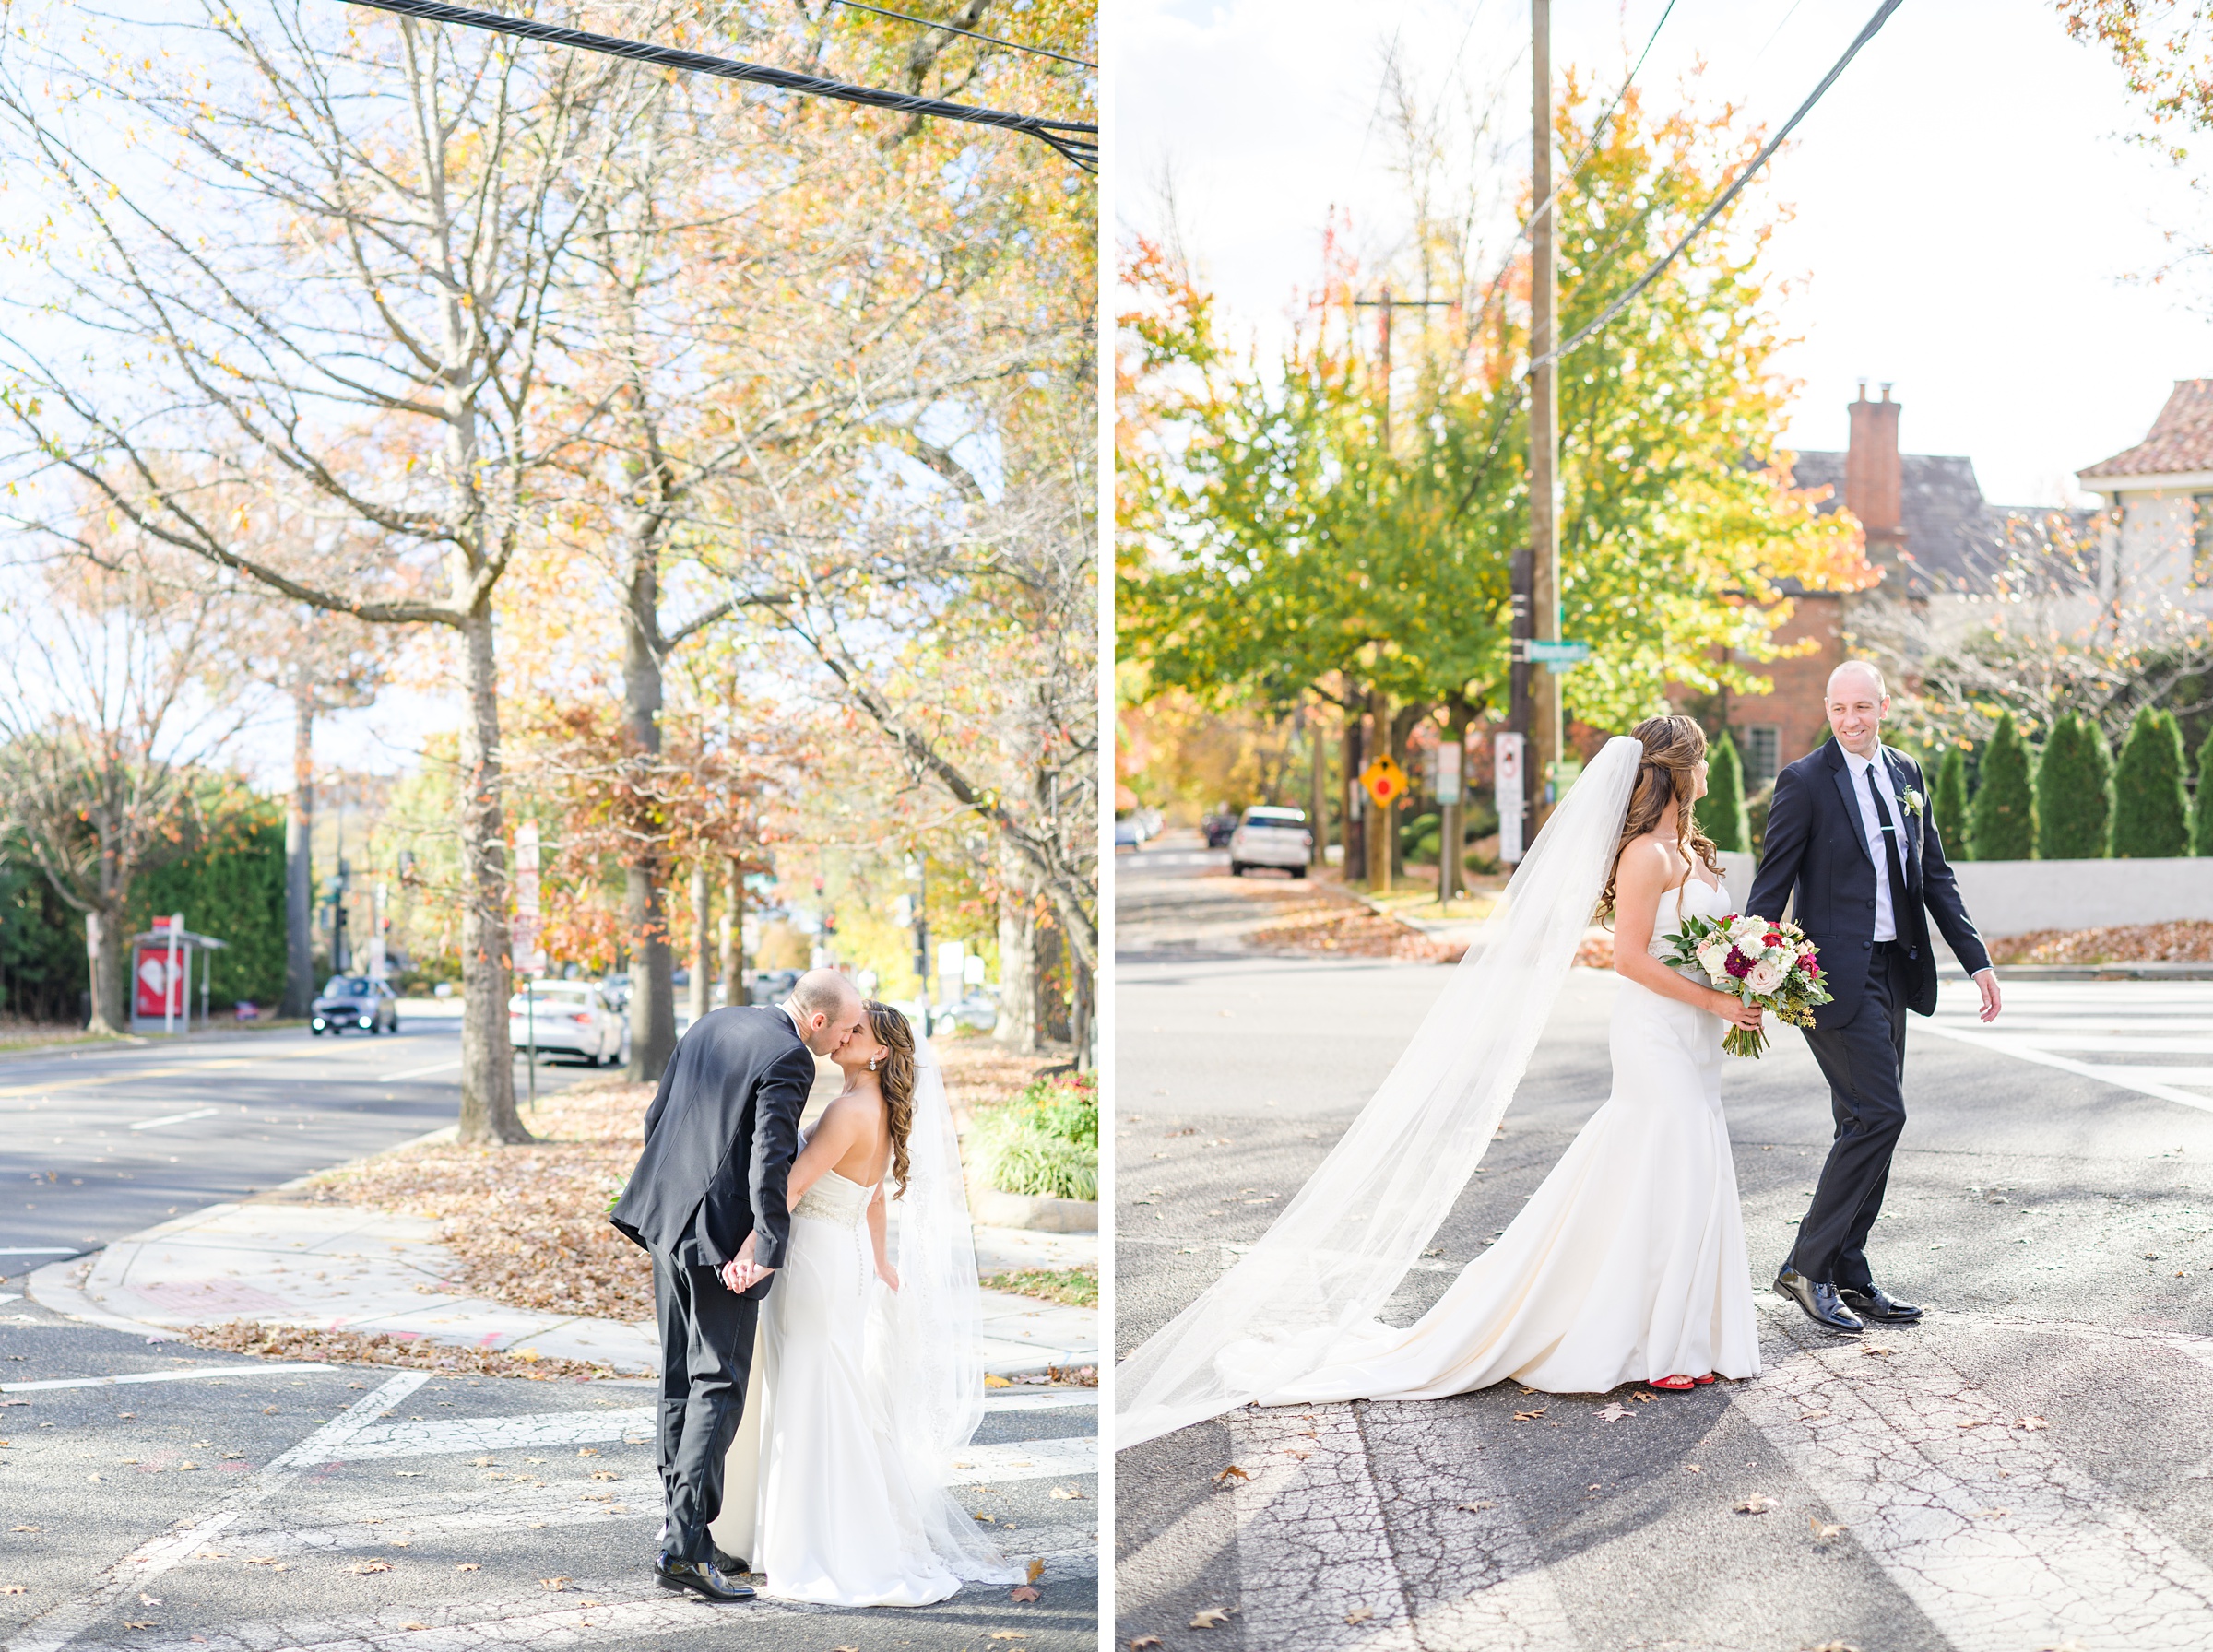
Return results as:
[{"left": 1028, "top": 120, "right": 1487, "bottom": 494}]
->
[
  {"left": 787, "top": 969, "right": 865, "bottom": 1056},
  {"left": 1826, "top": 660, "right": 1889, "bottom": 758}
]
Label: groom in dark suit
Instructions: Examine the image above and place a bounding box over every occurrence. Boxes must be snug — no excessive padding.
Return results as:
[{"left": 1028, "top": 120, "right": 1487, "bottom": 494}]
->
[
  {"left": 609, "top": 967, "right": 866, "bottom": 1600},
  {"left": 1746, "top": 662, "right": 2003, "bottom": 1335}
]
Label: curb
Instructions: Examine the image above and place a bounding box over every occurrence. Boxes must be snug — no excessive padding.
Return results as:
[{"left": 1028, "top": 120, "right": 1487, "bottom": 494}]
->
[{"left": 24, "top": 1255, "right": 181, "bottom": 1342}]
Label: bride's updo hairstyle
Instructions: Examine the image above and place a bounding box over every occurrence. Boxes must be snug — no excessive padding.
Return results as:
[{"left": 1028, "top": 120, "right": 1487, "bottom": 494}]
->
[
  {"left": 863, "top": 1000, "right": 917, "bottom": 1197},
  {"left": 1599, "top": 714, "right": 1724, "bottom": 916}
]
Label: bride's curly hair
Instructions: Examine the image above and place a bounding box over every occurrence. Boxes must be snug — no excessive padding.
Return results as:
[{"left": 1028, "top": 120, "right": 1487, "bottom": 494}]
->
[
  {"left": 1599, "top": 714, "right": 1724, "bottom": 918},
  {"left": 863, "top": 1000, "right": 917, "bottom": 1197}
]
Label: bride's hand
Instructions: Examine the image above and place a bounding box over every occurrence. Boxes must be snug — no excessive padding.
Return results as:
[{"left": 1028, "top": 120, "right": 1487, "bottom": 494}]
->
[
  {"left": 1713, "top": 992, "right": 1764, "bottom": 1031},
  {"left": 875, "top": 1260, "right": 901, "bottom": 1292}
]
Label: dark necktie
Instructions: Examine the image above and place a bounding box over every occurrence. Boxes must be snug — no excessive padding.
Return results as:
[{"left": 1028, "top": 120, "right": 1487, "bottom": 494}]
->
[{"left": 1867, "top": 764, "right": 1910, "bottom": 926}]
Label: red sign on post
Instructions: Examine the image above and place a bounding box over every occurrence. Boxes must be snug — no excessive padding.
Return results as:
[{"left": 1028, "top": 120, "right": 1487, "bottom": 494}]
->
[{"left": 134, "top": 941, "right": 183, "bottom": 1020}]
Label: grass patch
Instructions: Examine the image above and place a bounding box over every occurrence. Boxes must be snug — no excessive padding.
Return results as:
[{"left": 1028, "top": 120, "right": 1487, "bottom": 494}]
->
[
  {"left": 981, "top": 1266, "right": 1097, "bottom": 1308},
  {"left": 968, "top": 1069, "right": 1097, "bottom": 1201}
]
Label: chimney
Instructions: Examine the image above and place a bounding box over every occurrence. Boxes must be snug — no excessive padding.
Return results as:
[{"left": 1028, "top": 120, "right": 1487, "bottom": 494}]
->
[{"left": 1845, "top": 381, "right": 1905, "bottom": 569}]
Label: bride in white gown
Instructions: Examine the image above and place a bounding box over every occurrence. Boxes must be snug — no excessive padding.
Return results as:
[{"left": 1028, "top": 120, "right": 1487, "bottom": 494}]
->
[
  {"left": 1120, "top": 716, "right": 1767, "bottom": 1447},
  {"left": 713, "top": 1003, "right": 1019, "bottom": 1606}
]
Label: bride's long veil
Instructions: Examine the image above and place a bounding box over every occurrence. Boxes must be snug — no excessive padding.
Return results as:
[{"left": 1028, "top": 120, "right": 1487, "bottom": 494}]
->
[
  {"left": 1115, "top": 735, "right": 1644, "bottom": 1449},
  {"left": 868, "top": 1028, "right": 1023, "bottom": 1582}
]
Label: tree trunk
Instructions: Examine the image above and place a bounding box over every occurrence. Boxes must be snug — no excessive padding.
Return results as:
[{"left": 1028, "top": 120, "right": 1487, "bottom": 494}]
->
[
  {"left": 84, "top": 905, "right": 125, "bottom": 1034},
  {"left": 994, "top": 845, "right": 1040, "bottom": 1054},
  {"left": 1071, "top": 949, "right": 1093, "bottom": 1071},
  {"left": 689, "top": 856, "right": 711, "bottom": 1024},
  {"left": 1364, "top": 689, "right": 1391, "bottom": 891},
  {"left": 1308, "top": 703, "right": 1330, "bottom": 868},
  {"left": 1343, "top": 696, "right": 1366, "bottom": 881},
  {"left": 283, "top": 681, "right": 315, "bottom": 1018},
  {"left": 621, "top": 545, "right": 677, "bottom": 1081},
  {"left": 454, "top": 606, "right": 529, "bottom": 1145},
  {"left": 720, "top": 855, "right": 744, "bottom": 1007}
]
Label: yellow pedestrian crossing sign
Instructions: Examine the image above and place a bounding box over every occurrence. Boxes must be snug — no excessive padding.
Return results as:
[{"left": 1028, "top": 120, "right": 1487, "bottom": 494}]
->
[{"left": 1360, "top": 755, "right": 1409, "bottom": 808}]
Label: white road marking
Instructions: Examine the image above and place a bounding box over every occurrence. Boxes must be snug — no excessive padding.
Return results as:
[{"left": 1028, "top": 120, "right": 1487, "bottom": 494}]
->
[
  {"left": 378, "top": 1057, "right": 464, "bottom": 1080},
  {"left": 129, "top": 1106, "right": 222, "bottom": 1131},
  {"left": 1738, "top": 1323, "right": 2213, "bottom": 1650},
  {"left": 0, "top": 1246, "right": 77, "bottom": 1254},
  {"left": 2, "top": 1363, "right": 337, "bottom": 1393},
  {"left": 1919, "top": 1022, "right": 2213, "bottom": 1113},
  {"left": 3, "top": 1370, "right": 428, "bottom": 1652},
  {"left": 1921, "top": 981, "right": 2213, "bottom": 1113}
]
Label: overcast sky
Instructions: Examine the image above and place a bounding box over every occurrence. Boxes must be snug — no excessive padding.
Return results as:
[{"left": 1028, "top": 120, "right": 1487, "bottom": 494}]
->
[{"left": 1116, "top": 0, "right": 2213, "bottom": 507}]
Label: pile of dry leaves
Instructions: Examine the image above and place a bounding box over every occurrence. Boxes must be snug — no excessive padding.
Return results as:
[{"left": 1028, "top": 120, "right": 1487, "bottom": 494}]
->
[
  {"left": 293, "top": 1073, "right": 659, "bottom": 1325},
  {"left": 1990, "top": 922, "right": 2213, "bottom": 965},
  {"left": 182, "top": 1318, "right": 616, "bottom": 1381},
  {"left": 1243, "top": 884, "right": 1462, "bottom": 963}
]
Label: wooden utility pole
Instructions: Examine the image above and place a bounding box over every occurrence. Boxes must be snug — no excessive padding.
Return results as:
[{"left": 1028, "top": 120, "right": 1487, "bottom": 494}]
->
[
  {"left": 1308, "top": 703, "right": 1330, "bottom": 868},
  {"left": 1365, "top": 689, "right": 1392, "bottom": 892},
  {"left": 1352, "top": 291, "right": 1457, "bottom": 452},
  {"left": 1530, "top": 0, "right": 1565, "bottom": 820}
]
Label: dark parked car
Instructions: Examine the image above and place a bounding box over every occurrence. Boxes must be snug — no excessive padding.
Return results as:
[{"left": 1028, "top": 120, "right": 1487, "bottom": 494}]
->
[
  {"left": 311, "top": 975, "right": 399, "bottom": 1035},
  {"left": 1201, "top": 810, "right": 1238, "bottom": 849}
]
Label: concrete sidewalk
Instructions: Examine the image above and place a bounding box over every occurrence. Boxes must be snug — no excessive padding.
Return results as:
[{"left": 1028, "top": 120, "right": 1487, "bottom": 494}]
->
[{"left": 30, "top": 1200, "right": 1097, "bottom": 1380}]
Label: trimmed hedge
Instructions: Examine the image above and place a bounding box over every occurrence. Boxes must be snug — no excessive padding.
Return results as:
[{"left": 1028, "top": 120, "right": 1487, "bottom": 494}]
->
[
  {"left": 1700, "top": 729, "right": 1750, "bottom": 853},
  {"left": 1933, "top": 747, "right": 1971, "bottom": 862},
  {"left": 2035, "top": 714, "right": 2113, "bottom": 860},
  {"left": 2195, "top": 725, "right": 2213, "bottom": 856},
  {"left": 2114, "top": 705, "right": 2191, "bottom": 859},
  {"left": 1970, "top": 713, "right": 2036, "bottom": 862}
]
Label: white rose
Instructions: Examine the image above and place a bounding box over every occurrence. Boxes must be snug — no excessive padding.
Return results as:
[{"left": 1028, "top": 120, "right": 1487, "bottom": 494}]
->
[
  {"left": 1729, "top": 914, "right": 1764, "bottom": 941},
  {"left": 1745, "top": 958, "right": 1786, "bottom": 997},
  {"left": 1695, "top": 937, "right": 1732, "bottom": 976}
]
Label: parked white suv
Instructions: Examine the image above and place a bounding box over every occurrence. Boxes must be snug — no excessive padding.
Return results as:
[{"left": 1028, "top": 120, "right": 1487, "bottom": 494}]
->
[
  {"left": 508, "top": 981, "right": 630, "bottom": 1067},
  {"left": 1228, "top": 806, "right": 1314, "bottom": 878}
]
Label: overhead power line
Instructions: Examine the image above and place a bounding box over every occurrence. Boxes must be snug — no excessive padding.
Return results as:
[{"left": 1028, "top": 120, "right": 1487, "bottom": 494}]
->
[
  {"left": 1531, "top": 0, "right": 1905, "bottom": 372},
  {"left": 828, "top": 0, "right": 1095, "bottom": 71},
  {"left": 337, "top": 0, "right": 1097, "bottom": 171}
]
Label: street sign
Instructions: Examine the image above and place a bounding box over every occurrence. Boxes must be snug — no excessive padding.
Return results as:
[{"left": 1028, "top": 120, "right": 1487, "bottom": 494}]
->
[
  {"left": 1434, "top": 741, "right": 1462, "bottom": 805},
  {"left": 1360, "top": 755, "right": 1410, "bottom": 808},
  {"left": 1496, "top": 733, "right": 1526, "bottom": 865},
  {"left": 514, "top": 820, "right": 543, "bottom": 976},
  {"left": 1524, "top": 639, "right": 1592, "bottom": 669}
]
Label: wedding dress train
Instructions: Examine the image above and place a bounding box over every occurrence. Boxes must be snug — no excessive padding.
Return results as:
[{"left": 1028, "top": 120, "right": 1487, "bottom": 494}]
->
[{"left": 1253, "top": 876, "right": 1761, "bottom": 1404}]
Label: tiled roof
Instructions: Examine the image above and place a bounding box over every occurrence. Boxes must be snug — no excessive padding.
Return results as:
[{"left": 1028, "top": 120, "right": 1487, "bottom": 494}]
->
[
  {"left": 2080, "top": 379, "right": 2213, "bottom": 480},
  {"left": 1789, "top": 451, "right": 2093, "bottom": 597}
]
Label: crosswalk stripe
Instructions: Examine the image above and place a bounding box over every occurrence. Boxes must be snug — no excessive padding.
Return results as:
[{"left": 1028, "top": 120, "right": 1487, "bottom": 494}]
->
[
  {"left": 1737, "top": 1316, "right": 2213, "bottom": 1650},
  {"left": 1917, "top": 1020, "right": 2213, "bottom": 1113},
  {"left": 4, "top": 1372, "right": 430, "bottom": 1652}
]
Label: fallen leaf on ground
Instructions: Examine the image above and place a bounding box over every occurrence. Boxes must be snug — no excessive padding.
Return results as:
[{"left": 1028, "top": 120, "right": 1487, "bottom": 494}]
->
[
  {"left": 1344, "top": 1607, "right": 1375, "bottom": 1625},
  {"left": 590, "top": 1469, "right": 618, "bottom": 1481},
  {"left": 1213, "top": 1465, "right": 1249, "bottom": 1486},
  {"left": 1862, "top": 1345, "right": 1895, "bottom": 1359},
  {"left": 1977, "top": 1508, "right": 2012, "bottom": 1519},
  {"left": 1190, "top": 1607, "right": 1235, "bottom": 1628},
  {"left": 1809, "top": 1516, "right": 1848, "bottom": 1542},
  {"left": 1595, "top": 1402, "right": 1630, "bottom": 1422},
  {"left": 9, "top": 1527, "right": 33, "bottom": 1533},
  {"left": 1130, "top": 1639, "right": 1164, "bottom": 1650},
  {"left": 138, "top": 1593, "right": 161, "bottom": 1606},
  {"left": 1049, "top": 1486, "right": 1085, "bottom": 1499},
  {"left": 124, "top": 1623, "right": 155, "bottom": 1631},
  {"left": 1027, "top": 1558, "right": 1045, "bottom": 1584},
  {"left": 1799, "top": 1410, "right": 1830, "bottom": 1422},
  {"left": 0, "top": 1586, "right": 24, "bottom": 1595},
  {"left": 1956, "top": 1420, "right": 1988, "bottom": 1429},
  {"left": 989, "top": 1634, "right": 1028, "bottom": 1642},
  {"left": 1457, "top": 1501, "right": 1498, "bottom": 1512},
  {"left": 1806, "top": 1643, "right": 1862, "bottom": 1652},
  {"left": 351, "top": 1561, "right": 392, "bottom": 1575},
  {"left": 1513, "top": 1409, "right": 1546, "bottom": 1422},
  {"left": 244, "top": 1558, "right": 282, "bottom": 1567},
  {"left": 2017, "top": 1416, "right": 2049, "bottom": 1431},
  {"left": 455, "top": 1564, "right": 479, "bottom": 1572},
  {"left": 539, "top": 1577, "right": 570, "bottom": 1591},
  {"left": 1010, "top": 1585, "right": 1041, "bottom": 1602},
  {"left": 401, "top": 1626, "right": 428, "bottom": 1634},
  {"left": 1734, "top": 1495, "right": 1771, "bottom": 1515},
  {"left": 1684, "top": 1464, "right": 1701, "bottom": 1473}
]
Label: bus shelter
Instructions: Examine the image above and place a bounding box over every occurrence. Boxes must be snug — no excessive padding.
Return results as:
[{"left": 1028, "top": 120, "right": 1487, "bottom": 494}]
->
[{"left": 128, "top": 915, "right": 228, "bottom": 1035}]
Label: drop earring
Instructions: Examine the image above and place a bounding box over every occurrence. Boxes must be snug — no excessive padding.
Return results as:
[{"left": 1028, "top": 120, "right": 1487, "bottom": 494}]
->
[{"left": 869, "top": 1056, "right": 880, "bottom": 1071}]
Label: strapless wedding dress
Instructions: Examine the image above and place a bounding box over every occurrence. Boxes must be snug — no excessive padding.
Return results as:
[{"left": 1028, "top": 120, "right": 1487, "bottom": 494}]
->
[
  {"left": 711, "top": 1166, "right": 965, "bottom": 1606},
  {"left": 1256, "top": 877, "right": 1761, "bottom": 1401}
]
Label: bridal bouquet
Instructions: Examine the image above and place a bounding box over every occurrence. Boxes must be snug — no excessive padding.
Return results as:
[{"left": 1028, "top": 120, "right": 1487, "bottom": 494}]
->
[{"left": 1663, "top": 913, "right": 1832, "bottom": 1057}]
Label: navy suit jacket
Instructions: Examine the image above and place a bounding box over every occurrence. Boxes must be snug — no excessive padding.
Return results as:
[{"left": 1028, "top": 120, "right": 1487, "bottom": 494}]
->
[
  {"left": 1744, "top": 740, "right": 1991, "bottom": 1030},
  {"left": 607, "top": 1005, "right": 816, "bottom": 1299}
]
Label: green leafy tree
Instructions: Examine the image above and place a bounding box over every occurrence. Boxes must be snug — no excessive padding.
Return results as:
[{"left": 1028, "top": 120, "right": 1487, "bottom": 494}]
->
[
  {"left": 2034, "top": 714, "right": 2114, "bottom": 860},
  {"left": 2114, "top": 705, "right": 2192, "bottom": 857},
  {"left": 2195, "top": 726, "right": 2213, "bottom": 856},
  {"left": 128, "top": 801, "right": 286, "bottom": 1009},
  {"left": 1700, "top": 729, "right": 1750, "bottom": 853},
  {"left": 1970, "top": 713, "right": 2037, "bottom": 861},
  {"left": 1933, "top": 747, "right": 1972, "bottom": 862}
]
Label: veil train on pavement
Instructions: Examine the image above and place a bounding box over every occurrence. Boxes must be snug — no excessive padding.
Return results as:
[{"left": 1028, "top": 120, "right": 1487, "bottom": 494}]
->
[{"left": 1114, "top": 735, "right": 1645, "bottom": 1449}]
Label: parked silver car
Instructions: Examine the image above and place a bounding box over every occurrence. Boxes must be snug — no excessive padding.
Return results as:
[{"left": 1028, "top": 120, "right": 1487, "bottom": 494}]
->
[
  {"left": 508, "top": 981, "right": 630, "bottom": 1066},
  {"left": 1228, "top": 805, "right": 1314, "bottom": 877}
]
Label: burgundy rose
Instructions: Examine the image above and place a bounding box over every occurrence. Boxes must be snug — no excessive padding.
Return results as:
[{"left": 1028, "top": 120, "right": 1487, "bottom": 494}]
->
[
  {"left": 1803, "top": 959, "right": 1822, "bottom": 977},
  {"left": 1724, "top": 949, "right": 1754, "bottom": 979}
]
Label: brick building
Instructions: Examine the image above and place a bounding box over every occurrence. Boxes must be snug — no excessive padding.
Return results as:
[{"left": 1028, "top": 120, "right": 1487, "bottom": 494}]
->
[{"left": 1714, "top": 384, "right": 2077, "bottom": 790}]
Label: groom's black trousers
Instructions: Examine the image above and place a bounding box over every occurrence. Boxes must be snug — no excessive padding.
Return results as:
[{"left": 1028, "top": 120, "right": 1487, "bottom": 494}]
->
[
  {"left": 651, "top": 1250, "right": 758, "bottom": 1564},
  {"left": 1789, "top": 941, "right": 1911, "bottom": 1292}
]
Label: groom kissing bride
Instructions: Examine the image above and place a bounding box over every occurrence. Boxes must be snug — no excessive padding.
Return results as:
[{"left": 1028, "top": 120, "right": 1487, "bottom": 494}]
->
[
  {"left": 1118, "top": 660, "right": 2005, "bottom": 1448},
  {"left": 610, "top": 968, "right": 1020, "bottom": 1605}
]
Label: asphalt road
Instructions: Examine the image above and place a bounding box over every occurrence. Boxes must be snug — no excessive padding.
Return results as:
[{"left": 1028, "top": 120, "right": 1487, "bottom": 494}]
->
[
  {"left": 1116, "top": 844, "right": 2213, "bottom": 1652},
  {"left": 0, "top": 1026, "right": 1100, "bottom": 1650}
]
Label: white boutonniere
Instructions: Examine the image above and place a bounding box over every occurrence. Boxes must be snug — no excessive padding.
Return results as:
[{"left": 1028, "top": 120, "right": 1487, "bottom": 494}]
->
[{"left": 1900, "top": 788, "right": 1925, "bottom": 819}]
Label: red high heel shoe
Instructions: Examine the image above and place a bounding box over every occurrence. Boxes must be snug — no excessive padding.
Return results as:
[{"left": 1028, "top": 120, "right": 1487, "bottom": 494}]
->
[{"left": 1648, "top": 1373, "right": 1714, "bottom": 1391}]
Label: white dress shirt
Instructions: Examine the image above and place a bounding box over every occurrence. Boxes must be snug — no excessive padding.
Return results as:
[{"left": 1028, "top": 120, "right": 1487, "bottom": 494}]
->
[{"left": 1841, "top": 745, "right": 1898, "bottom": 943}]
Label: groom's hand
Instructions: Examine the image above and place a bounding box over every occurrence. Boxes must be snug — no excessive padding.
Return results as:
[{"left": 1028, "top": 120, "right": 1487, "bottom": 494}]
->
[
  {"left": 721, "top": 1257, "right": 774, "bottom": 1293},
  {"left": 1973, "top": 968, "right": 2002, "bottom": 1023}
]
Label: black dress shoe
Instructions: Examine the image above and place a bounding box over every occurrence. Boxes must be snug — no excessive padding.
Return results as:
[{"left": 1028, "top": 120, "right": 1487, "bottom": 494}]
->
[
  {"left": 655, "top": 1552, "right": 755, "bottom": 1601},
  {"left": 1839, "top": 1285, "right": 1923, "bottom": 1324},
  {"left": 712, "top": 1548, "right": 751, "bottom": 1577},
  {"left": 1773, "top": 1268, "right": 1864, "bottom": 1335}
]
